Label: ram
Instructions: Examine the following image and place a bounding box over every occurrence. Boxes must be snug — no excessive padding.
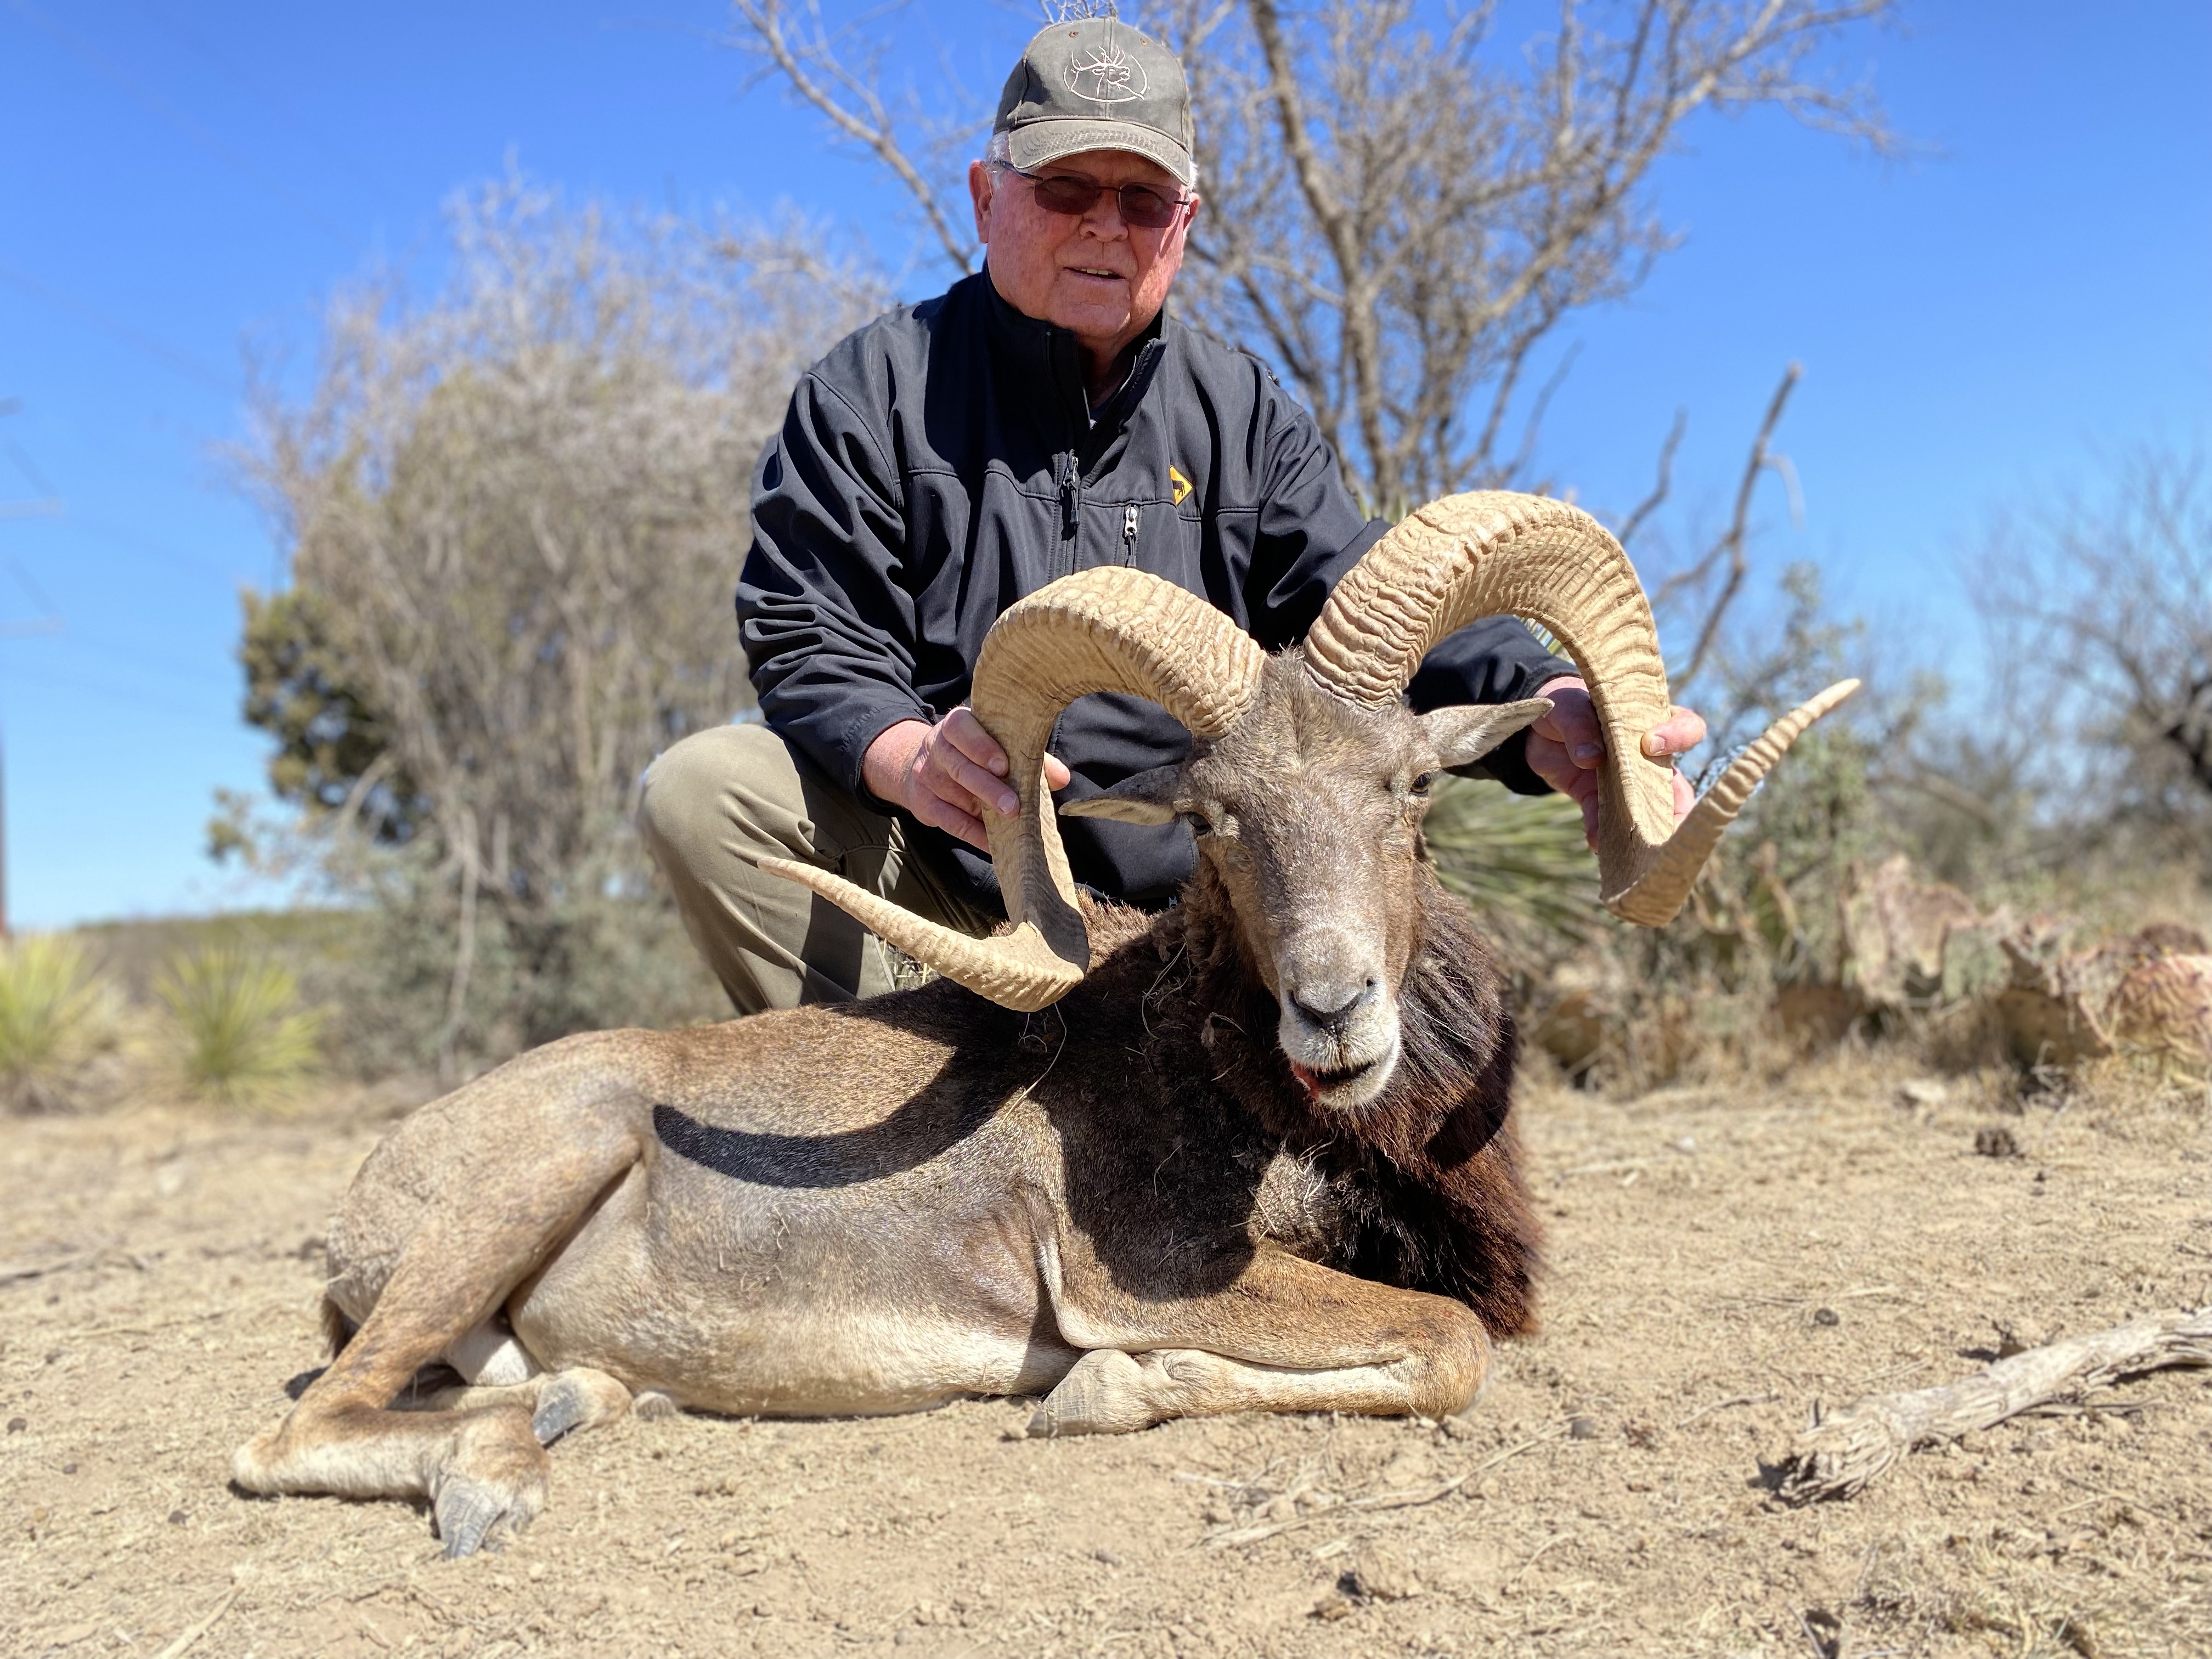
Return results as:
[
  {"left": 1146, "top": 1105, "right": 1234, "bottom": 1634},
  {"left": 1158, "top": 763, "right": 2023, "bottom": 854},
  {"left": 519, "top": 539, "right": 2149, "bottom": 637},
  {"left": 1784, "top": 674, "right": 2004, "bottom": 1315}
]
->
[{"left": 232, "top": 492, "right": 1854, "bottom": 1556}]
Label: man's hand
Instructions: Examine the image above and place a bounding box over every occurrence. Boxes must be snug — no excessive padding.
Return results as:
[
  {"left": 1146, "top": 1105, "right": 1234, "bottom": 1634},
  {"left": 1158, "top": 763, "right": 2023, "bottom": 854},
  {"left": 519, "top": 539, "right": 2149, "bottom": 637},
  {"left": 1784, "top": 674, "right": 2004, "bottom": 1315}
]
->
[
  {"left": 1525, "top": 675, "right": 1707, "bottom": 849},
  {"left": 862, "top": 708, "right": 1074, "bottom": 853}
]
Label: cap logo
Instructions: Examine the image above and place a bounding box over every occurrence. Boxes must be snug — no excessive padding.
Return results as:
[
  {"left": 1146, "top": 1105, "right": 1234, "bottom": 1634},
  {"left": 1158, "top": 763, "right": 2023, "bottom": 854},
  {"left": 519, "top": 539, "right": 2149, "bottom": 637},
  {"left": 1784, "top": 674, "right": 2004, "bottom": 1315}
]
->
[{"left": 1064, "top": 38, "right": 1148, "bottom": 104}]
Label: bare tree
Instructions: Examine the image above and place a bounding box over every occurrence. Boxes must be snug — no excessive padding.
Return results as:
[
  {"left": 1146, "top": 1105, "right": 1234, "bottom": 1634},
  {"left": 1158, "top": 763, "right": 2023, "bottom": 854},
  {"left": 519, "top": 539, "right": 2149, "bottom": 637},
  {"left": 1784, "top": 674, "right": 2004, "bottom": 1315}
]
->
[
  {"left": 238, "top": 177, "right": 882, "bottom": 1070},
  {"left": 1978, "top": 448, "right": 2212, "bottom": 861},
  {"left": 727, "top": 0, "right": 1895, "bottom": 511}
]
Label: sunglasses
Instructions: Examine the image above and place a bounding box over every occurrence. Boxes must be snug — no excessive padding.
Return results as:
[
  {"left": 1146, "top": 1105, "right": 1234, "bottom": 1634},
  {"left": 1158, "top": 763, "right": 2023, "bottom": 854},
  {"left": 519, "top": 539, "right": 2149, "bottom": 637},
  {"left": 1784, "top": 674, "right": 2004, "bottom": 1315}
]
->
[{"left": 1006, "top": 167, "right": 1189, "bottom": 230}]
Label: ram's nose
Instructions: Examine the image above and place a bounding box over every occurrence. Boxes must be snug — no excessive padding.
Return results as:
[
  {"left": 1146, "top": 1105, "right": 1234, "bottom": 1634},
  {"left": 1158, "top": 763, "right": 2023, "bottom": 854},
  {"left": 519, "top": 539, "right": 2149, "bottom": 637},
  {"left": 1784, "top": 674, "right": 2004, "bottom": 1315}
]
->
[{"left": 1285, "top": 973, "right": 1379, "bottom": 1036}]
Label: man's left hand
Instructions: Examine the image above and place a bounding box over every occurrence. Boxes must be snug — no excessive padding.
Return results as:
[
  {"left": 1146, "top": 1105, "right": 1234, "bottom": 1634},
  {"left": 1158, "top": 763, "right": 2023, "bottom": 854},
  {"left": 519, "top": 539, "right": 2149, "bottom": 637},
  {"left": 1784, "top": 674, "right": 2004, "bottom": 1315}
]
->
[{"left": 1525, "top": 675, "right": 1706, "bottom": 849}]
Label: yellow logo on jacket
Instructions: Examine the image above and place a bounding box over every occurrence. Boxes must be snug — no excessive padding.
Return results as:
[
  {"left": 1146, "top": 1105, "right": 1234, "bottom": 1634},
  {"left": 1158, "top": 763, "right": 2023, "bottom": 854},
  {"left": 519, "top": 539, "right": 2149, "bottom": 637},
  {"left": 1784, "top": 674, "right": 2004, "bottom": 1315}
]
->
[{"left": 1168, "top": 465, "right": 1193, "bottom": 506}]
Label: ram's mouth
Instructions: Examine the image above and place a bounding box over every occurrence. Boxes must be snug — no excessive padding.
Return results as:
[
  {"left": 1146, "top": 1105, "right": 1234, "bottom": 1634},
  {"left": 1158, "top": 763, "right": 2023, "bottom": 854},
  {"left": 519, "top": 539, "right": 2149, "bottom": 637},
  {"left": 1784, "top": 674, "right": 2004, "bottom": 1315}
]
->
[{"left": 1287, "top": 1047, "right": 1395, "bottom": 1108}]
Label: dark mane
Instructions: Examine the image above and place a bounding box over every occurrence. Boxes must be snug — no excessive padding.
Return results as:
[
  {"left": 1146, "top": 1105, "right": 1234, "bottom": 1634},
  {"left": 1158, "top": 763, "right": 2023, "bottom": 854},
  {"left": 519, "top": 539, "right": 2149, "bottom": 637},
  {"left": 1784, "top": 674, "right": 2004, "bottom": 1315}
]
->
[{"left": 1121, "top": 862, "right": 1542, "bottom": 1337}]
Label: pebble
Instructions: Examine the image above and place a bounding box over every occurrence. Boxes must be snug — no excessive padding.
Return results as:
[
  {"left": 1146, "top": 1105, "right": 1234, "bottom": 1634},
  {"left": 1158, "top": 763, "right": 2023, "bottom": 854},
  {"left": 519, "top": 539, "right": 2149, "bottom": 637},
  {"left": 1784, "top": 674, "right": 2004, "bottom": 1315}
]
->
[
  {"left": 1351, "top": 1545, "right": 1423, "bottom": 1601},
  {"left": 5, "top": 1417, "right": 24, "bottom": 1434},
  {"left": 1568, "top": 1415, "right": 1598, "bottom": 1440}
]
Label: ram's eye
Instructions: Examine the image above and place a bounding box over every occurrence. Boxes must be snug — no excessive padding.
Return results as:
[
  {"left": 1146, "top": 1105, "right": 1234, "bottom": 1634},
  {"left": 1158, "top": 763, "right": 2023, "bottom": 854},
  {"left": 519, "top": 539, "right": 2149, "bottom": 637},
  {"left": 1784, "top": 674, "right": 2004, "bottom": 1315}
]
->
[
  {"left": 1180, "top": 809, "right": 1216, "bottom": 838},
  {"left": 1409, "top": 771, "right": 1436, "bottom": 798}
]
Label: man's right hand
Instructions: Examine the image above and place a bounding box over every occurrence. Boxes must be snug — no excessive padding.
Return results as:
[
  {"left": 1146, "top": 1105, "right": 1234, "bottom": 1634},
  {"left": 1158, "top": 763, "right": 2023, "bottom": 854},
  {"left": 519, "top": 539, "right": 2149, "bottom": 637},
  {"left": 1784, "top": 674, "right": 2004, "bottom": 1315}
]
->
[{"left": 861, "top": 708, "right": 1073, "bottom": 853}]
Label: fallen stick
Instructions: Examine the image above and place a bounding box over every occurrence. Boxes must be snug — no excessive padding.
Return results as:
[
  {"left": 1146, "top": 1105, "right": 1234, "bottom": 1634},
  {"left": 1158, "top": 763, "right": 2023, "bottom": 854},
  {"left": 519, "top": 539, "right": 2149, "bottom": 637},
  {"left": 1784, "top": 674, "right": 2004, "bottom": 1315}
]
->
[{"left": 1775, "top": 1304, "right": 2212, "bottom": 1505}]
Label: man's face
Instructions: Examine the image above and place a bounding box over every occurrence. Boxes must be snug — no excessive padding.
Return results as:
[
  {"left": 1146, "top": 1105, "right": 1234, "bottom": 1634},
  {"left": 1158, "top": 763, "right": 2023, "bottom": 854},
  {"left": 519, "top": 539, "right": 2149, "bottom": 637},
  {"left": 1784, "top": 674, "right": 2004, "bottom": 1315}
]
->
[{"left": 969, "top": 148, "right": 1200, "bottom": 366}]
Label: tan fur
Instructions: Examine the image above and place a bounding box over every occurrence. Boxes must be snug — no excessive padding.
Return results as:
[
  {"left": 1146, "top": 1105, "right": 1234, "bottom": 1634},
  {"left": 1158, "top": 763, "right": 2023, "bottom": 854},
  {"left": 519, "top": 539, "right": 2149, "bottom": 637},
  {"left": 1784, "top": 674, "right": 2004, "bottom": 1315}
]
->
[{"left": 235, "top": 656, "right": 1541, "bottom": 1556}]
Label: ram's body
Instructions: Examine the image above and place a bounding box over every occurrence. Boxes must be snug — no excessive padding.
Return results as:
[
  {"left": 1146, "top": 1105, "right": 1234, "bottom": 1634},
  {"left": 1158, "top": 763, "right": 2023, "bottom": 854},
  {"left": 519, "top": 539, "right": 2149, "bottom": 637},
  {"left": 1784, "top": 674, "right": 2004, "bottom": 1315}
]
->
[
  {"left": 233, "top": 492, "right": 1851, "bottom": 1557},
  {"left": 317, "top": 875, "right": 1528, "bottom": 1423}
]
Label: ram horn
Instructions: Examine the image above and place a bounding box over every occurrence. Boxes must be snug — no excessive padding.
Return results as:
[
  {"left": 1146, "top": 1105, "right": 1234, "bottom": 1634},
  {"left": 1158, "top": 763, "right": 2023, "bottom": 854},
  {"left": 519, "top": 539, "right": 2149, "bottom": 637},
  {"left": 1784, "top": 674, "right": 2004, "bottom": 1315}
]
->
[
  {"left": 1302, "top": 490, "right": 1858, "bottom": 926},
  {"left": 763, "top": 567, "right": 1268, "bottom": 1011}
]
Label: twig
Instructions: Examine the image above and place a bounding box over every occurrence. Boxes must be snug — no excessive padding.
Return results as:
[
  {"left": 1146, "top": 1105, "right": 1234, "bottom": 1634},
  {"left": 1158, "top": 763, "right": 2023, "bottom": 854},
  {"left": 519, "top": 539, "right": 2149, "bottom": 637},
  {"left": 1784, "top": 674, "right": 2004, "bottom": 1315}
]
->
[
  {"left": 154, "top": 1588, "right": 239, "bottom": 1659},
  {"left": 1675, "top": 1390, "right": 1780, "bottom": 1429},
  {"left": 1510, "top": 1531, "right": 1572, "bottom": 1589},
  {"left": 1796, "top": 1606, "right": 1841, "bottom": 1659},
  {"left": 1775, "top": 1304, "right": 2212, "bottom": 1504},
  {"left": 1203, "top": 1420, "right": 1569, "bottom": 1548},
  {"left": 0, "top": 1251, "right": 92, "bottom": 1285},
  {"left": 2050, "top": 1487, "right": 2191, "bottom": 1531}
]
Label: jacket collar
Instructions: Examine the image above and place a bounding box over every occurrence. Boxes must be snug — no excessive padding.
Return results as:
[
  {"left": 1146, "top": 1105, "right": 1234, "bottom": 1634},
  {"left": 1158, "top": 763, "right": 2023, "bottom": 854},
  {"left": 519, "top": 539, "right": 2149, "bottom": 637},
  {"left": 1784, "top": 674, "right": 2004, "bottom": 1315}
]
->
[{"left": 979, "top": 268, "right": 1170, "bottom": 441}]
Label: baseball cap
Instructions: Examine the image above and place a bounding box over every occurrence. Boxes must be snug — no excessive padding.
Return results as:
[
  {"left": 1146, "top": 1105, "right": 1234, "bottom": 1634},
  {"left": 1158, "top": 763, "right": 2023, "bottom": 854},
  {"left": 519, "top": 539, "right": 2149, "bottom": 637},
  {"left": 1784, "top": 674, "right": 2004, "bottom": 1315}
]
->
[{"left": 992, "top": 16, "right": 1196, "bottom": 188}]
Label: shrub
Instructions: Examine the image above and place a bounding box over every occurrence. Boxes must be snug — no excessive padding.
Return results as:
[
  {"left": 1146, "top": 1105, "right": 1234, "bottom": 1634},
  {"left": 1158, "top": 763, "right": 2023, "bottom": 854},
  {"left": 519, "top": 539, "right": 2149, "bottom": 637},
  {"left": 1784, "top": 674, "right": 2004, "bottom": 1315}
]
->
[
  {"left": 155, "top": 947, "right": 323, "bottom": 1106},
  {"left": 0, "top": 933, "right": 122, "bottom": 1113}
]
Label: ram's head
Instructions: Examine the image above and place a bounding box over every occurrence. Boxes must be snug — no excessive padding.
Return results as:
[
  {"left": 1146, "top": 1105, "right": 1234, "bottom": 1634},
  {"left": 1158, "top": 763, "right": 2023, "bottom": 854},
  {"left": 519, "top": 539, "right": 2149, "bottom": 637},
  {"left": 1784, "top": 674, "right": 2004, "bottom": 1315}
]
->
[{"left": 768, "top": 491, "right": 1857, "bottom": 1109}]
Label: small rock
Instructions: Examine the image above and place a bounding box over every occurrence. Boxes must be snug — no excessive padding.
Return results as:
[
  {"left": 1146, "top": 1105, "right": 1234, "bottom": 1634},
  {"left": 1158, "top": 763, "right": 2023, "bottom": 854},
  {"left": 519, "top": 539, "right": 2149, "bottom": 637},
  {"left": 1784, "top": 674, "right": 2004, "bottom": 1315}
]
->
[
  {"left": 1813, "top": 1307, "right": 1841, "bottom": 1328},
  {"left": 1201, "top": 1500, "right": 1232, "bottom": 1525},
  {"left": 168, "top": 1509, "right": 188, "bottom": 1526},
  {"left": 1974, "top": 1125, "right": 2021, "bottom": 1159},
  {"left": 1262, "top": 1494, "right": 1298, "bottom": 1523},
  {"left": 1351, "top": 1545, "right": 1423, "bottom": 1601},
  {"left": 1568, "top": 1415, "right": 1598, "bottom": 1440},
  {"left": 1310, "top": 1590, "right": 1353, "bottom": 1621},
  {"left": 1897, "top": 1078, "right": 1949, "bottom": 1109},
  {"left": 1092, "top": 1548, "right": 1122, "bottom": 1566},
  {"left": 5, "top": 1417, "right": 24, "bottom": 1434},
  {"left": 61, "top": 1462, "right": 76, "bottom": 1475}
]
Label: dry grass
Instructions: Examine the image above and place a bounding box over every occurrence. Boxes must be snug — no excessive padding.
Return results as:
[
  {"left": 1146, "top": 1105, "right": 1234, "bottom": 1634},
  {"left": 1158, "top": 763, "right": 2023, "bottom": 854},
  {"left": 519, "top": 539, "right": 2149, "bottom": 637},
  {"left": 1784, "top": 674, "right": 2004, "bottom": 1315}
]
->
[
  {"left": 153, "top": 947, "right": 323, "bottom": 1107},
  {"left": 0, "top": 933, "right": 124, "bottom": 1114}
]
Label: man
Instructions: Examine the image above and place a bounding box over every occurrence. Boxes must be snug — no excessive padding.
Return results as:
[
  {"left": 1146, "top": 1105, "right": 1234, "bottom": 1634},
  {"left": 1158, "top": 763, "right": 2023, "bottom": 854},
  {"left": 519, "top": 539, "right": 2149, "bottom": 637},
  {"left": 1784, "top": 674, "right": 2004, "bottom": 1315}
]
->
[{"left": 642, "top": 15, "right": 1703, "bottom": 1015}]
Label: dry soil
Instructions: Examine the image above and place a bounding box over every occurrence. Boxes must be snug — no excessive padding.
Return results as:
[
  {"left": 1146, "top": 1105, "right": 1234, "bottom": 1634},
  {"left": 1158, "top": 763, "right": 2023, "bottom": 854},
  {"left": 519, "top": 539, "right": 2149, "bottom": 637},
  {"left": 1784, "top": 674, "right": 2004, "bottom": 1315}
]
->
[{"left": 4, "top": 1057, "right": 2209, "bottom": 1659}]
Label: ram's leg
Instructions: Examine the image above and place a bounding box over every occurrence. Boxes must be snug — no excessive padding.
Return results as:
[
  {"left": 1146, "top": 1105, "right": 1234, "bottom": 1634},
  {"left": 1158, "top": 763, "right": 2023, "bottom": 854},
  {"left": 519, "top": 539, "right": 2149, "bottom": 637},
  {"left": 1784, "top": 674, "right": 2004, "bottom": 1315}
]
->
[
  {"left": 232, "top": 1116, "right": 642, "bottom": 1556},
  {"left": 1030, "top": 1242, "right": 1489, "bottom": 1437},
  {"left": 407, "top": 1367, "right": 656, "bottom": 1446}
]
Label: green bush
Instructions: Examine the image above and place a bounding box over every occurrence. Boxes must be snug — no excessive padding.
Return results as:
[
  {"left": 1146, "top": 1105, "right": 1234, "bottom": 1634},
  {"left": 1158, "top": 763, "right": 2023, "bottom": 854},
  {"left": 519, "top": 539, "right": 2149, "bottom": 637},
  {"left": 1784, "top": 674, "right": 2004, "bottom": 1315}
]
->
[
  {"left": 0, "top": 933, "right": 122, "bottom": 1113},
  {"left": 155, "top": 947, "right": 323, "bottom": 1105}
]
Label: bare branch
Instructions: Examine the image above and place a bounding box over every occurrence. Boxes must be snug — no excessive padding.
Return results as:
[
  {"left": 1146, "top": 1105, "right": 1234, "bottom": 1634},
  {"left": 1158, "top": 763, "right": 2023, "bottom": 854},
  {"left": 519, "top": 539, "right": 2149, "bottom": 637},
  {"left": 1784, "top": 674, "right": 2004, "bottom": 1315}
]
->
[
  {"left": 1616, "top": 408, "right": 1687, "bottom": 549},
  {"left": 1666, "top": 360, "right": 1801, "bottom": 695},
  {"left": 727, "top": 0, "right": 978, "bottom": 276}
]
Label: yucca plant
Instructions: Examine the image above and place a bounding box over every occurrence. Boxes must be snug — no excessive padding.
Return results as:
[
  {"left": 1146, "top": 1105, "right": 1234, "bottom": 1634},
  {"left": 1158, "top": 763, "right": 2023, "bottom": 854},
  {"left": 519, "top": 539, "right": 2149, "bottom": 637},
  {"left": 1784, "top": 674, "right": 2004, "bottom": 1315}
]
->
[
  {"left": 1424, "top": 777, "right": 1606, "bottom": 959},
  {"left": 155, "top": 946, "right": 323, "bottom": 1105},
  {"left": 0, "top": 933, "right": 123, "bottom": 1113}
]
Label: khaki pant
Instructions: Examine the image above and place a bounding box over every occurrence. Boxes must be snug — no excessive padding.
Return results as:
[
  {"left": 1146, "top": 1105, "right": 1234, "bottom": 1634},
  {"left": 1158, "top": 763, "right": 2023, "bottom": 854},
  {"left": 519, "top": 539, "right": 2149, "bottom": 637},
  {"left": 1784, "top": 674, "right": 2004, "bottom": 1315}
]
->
[{"left": 639, "top": 722, "right": 996, "bottom": 1016}]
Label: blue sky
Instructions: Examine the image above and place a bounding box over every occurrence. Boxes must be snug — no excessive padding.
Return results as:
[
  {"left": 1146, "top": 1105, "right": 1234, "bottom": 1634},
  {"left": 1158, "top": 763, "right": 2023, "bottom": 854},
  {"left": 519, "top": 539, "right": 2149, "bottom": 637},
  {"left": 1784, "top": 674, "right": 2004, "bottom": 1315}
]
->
[{"left": 2, "top": 1, "right": 2207, "bottom": 928}]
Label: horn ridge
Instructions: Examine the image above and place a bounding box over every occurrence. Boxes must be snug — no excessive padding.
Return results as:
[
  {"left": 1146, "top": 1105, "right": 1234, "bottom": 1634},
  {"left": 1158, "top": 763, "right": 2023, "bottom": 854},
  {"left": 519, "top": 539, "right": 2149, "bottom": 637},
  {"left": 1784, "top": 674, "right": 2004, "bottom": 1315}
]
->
[
  {"left": 1305, "top": 490, "right": 1857, "bottom": 927},
  {"left": 763, "top": 567, "right": 1267, "bottom": 1011}
]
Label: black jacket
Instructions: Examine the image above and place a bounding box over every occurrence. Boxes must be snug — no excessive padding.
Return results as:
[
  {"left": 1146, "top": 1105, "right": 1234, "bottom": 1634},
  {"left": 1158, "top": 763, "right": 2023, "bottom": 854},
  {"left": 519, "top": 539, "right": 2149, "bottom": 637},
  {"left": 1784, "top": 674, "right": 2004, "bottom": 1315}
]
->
[{"left": 738, "top": 271, "right": 1566, "bottom": 915}]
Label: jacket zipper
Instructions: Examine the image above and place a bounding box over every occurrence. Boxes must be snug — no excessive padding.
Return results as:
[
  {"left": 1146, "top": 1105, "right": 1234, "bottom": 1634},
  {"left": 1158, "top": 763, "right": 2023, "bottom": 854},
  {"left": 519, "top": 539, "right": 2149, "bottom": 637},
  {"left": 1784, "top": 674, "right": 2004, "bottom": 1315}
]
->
[
  {"left": 1057, "top": 452, "right": 1080, "bottom": 575},
  {"left": 1121, "top": 503, "right": 1139, "bottom": 565}
]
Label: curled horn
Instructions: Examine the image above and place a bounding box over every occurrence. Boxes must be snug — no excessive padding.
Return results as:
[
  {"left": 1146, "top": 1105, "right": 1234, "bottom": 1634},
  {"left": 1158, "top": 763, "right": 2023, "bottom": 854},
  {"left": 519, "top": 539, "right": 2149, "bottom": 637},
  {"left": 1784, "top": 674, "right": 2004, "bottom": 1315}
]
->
[
  {"left": 1303, "top": 490, "right": 1859, "bottom": 927},
  {"left": 763, "top": 568, "right": 1268, "bottom": 1011}
]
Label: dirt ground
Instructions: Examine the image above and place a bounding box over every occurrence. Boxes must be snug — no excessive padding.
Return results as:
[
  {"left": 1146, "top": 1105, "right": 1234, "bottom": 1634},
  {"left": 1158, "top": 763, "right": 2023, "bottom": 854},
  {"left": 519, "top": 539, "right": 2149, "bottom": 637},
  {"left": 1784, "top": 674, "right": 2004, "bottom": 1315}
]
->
[{"left": 4, "top": 1054, "right": 2209, "bottom": 1659}]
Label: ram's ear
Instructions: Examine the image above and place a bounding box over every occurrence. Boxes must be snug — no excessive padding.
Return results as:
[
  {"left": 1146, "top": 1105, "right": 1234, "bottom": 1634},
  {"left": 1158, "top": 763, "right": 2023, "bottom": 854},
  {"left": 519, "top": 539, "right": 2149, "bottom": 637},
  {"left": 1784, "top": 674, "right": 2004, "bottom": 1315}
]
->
[
  {"left": 1056, "top": 763, "right": 1184, "bottom": 826},
  {"left": 1421, "top": 698, "right": 1554, "bottom": 770}
]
